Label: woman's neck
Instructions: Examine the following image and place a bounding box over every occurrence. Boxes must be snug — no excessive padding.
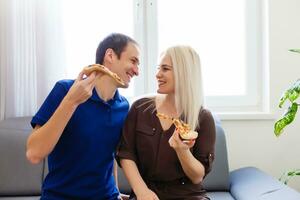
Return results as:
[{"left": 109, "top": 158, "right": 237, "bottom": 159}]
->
[{"left": 156, "top": 94, "right": 179, "bottom": 117}]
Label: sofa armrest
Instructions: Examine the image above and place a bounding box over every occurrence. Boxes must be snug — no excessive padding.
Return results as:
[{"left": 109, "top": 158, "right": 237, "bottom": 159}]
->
[{"left": 229, "top": 167, "right": 300, "bottom": 200}]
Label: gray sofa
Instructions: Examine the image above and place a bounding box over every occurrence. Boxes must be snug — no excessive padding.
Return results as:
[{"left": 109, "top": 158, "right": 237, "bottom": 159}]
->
[{"left": 1, "top": 116, "right": 300, "bottom": 200}]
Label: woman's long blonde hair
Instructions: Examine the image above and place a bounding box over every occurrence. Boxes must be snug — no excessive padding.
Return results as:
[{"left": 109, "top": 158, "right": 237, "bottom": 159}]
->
[{"left": 165, "top": 45, "right": 204, "bottom": 130}]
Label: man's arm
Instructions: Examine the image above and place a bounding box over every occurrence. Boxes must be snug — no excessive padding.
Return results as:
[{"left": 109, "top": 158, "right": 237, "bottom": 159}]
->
[{"left": 26, "top": 72, "right": 98, "bottom": 164}]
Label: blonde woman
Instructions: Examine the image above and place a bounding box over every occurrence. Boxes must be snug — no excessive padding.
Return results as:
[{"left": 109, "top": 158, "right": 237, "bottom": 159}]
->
[{"left": 117, "top": 45, "right": 216, "bottom": 200}]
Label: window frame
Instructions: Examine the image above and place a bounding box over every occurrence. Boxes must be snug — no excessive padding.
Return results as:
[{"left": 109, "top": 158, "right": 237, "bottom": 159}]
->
[{"left": 133, "top": 0, "right": 269, "bottom": 113}]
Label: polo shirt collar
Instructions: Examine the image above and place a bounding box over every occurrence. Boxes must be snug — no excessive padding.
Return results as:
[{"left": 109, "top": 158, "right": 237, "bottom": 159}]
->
[{"left": 90, "top": 88, "right": 122, "bottom": 102}]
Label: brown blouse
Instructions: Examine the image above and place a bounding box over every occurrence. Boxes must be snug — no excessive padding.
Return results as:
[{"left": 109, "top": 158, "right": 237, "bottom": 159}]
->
[{"left": 116, "top": 97, "right": 216, "bottom": 199}]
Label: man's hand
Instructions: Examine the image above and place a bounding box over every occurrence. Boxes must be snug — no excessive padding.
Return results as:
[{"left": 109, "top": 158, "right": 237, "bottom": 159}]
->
[
  {"left": 64, "top": 71, "right": 99, "bottom": 106},
  {"left": 169, "top": 129, "right": 195, "bottom": 151}
]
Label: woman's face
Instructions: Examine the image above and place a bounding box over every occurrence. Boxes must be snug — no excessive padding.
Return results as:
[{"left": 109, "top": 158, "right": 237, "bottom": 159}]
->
[{"left": 156, "top": 54, "right": 175, "bottom": 94}]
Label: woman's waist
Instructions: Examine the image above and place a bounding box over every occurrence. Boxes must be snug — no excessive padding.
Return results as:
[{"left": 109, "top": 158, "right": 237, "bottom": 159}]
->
[{"left": 145, "top": 177, "right": 196, "bottom": 186}]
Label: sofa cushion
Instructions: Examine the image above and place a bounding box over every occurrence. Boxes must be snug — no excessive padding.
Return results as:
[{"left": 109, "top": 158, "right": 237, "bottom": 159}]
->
[
  {"left": 0, "top": 197, "right": 40, "bottom": 200},
  {"left": 0, "top": 117, "right": 43, "bottom": 196}
]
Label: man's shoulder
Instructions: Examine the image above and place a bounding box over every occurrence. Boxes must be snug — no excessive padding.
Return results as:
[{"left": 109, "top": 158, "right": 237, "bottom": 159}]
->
[
  {"left": 55, "top": 79, "right": 74, "bottom": 90},
  {"left": 117, "top": 93, "right": 129, "bottom": 103}
]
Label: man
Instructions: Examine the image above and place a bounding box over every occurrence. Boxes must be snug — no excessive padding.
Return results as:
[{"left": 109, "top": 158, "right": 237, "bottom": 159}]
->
[{"left": 26, "top": 33, "right": 140, "bottom": 200}]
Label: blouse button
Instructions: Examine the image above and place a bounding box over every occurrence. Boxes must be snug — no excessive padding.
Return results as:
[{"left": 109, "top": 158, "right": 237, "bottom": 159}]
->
[{"left": 152, "top": 128, "right": 156, "bottom": 132}]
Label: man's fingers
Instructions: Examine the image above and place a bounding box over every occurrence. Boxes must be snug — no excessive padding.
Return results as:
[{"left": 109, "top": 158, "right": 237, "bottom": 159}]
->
[
  {"left": 75, "top": 71, "right": 85, "bottom": 82},
  {"left": 81, "top": 72, "right": 97, "bottom": 86},
  {"left": 87, "top": 72, "right": 100, "bottom": 91},
  {"left": 85, "top": 71, "right": 97, "bottom": 82}
]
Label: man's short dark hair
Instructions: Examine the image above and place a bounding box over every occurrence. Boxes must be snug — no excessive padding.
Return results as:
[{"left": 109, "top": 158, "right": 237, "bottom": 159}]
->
[{"left": 95, "top": 33, "right": 138, "bottom": 64}]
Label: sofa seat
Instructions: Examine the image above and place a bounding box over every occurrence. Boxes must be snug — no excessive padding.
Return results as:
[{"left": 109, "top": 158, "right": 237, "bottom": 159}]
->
[{"left": 207, "top": 192, "right": 235, "bottom": 200}]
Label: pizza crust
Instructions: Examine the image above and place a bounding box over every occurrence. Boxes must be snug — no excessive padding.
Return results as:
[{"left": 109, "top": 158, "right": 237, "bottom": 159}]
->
[
  {"left": 156, "top": 113, "right": 198, "bottom": 140},
  {"left": 83, "top": 64, "right": 126, "bottom": 88}
]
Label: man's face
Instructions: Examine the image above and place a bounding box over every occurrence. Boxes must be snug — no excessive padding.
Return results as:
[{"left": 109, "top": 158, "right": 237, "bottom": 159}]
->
[{"left": 111, "top": 42, "right": 140, "bottom": 88}]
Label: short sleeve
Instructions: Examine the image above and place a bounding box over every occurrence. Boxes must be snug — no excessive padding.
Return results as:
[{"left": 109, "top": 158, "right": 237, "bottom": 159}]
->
[
  {"left": 116, "top": 102, "right": 138, "bottom": 167},
  {"left": 193, "top": 109, "right": 216, "bottom": 176},
  {"left": 31, "top": 81, "right": 69, "bottom": 128}
]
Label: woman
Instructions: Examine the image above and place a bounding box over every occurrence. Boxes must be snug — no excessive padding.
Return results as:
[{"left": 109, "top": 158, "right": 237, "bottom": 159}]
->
[{"left": 116, "top": 45, "right": 216, "bottom": 200}]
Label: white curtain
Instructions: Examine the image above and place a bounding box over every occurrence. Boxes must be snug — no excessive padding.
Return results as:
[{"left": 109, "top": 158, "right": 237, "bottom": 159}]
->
[{"left": 0, "top": 0, "right": 66, "bottom": 120}]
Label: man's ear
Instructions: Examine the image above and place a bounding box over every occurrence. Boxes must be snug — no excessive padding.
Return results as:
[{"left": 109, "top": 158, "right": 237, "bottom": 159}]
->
[{"left": 103, "top": 48, "right": 115, "bottom": 64}]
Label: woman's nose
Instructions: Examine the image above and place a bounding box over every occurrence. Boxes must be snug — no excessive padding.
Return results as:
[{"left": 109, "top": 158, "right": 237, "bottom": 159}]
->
[{"left": 156, "top": 70, "right": 161, "bottom": 79}]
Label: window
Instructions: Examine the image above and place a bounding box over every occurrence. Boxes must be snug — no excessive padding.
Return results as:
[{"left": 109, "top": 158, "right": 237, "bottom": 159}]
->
[
  {"left": 62, "top": 0, "right": 135, "bottom": 97},
  {"left": 62, "top": 0, "right": 267, "bottom": 112}
]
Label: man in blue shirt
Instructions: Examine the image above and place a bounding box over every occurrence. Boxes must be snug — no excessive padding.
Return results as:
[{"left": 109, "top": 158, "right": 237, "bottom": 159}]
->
[{"left": 26, "top": 33, "right": 140, "bottom": 200}]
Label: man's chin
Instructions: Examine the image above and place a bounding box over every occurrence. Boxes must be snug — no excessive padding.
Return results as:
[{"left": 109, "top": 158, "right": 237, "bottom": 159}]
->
[{"left": 120, "top": 82, "right": 129, "bottom": 88}]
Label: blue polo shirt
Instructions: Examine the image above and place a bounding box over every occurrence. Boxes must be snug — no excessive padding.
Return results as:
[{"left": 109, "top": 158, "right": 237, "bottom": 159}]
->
[{"left": 31, "top": 79, "right": 129, "bottom": 200}]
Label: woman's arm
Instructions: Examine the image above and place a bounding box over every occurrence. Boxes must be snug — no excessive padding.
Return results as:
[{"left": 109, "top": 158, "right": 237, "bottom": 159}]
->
[
  {"left": 169, "top": 110, "right": 216, "bottom": 184},
  {"left": 120, "top": 159, "right": 159, "bottom": 200},
  {"left": 169, "top": 131, "right": 205, "bottom": 184}
]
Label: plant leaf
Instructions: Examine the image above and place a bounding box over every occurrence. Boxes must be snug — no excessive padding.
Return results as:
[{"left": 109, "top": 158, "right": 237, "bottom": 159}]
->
[
  {"left": 274, "top": 103, "right": 298, "bottom": 136},
  {"left": 279, "top": 169, "right": 300, "bottom": 185},
  {"left": 279, "top": 79, "right": 300, "bottom": 108},
  {"left": 289, "top": 49, "right": 300, "bottom": 53}
]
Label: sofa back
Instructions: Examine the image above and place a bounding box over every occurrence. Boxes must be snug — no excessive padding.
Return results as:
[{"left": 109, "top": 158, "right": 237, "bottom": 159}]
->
[
  {"left": 0, "top": 117, "right": 44, "bottom": 196},
  {"left": 0, "top": 115, "right": 229, "bottom": 196},
  {"left": 203, "top": 115, "right": 230, "bottom": 191}
]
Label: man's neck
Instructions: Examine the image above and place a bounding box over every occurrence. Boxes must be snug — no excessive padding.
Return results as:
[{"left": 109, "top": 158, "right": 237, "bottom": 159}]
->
[{"left": 95, "top": 75, "right": 117, "bottom": 102}]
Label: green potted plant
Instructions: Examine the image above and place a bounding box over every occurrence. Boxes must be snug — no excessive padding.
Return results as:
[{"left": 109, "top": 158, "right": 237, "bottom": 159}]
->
[{"left": 274, "top": 49, "right": 300, "bottom": 184}]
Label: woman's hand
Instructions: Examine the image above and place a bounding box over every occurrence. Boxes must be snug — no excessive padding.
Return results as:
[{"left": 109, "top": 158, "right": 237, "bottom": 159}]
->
[
  {"left": 118, "top": 193, "right": 129, "bottom": 200},
  {"left": 136, "top": 188, "right": 159, "bottom": 200},
  {"left": 169, "top": 129, "right": 195, "bottom": 151}
]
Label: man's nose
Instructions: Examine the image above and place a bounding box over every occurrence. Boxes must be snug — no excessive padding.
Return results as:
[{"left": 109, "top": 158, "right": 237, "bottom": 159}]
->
[{"left": 133, "top": 65, "right": 139, "bottom": 76}]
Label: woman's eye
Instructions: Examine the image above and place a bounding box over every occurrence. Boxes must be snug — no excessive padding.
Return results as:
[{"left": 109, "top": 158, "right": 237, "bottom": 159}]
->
[{"left": 157, "top": 65, "right": 171, "bottom": 71}]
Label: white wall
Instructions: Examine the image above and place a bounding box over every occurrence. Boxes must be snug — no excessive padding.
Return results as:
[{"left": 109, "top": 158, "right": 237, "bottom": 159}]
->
[{"left": 222, "top": 0, "right": 300, "bottom": 191}]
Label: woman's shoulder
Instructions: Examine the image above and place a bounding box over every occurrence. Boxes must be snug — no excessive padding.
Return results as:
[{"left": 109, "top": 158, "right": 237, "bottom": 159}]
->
[
  {"left": 199, "top": 107, "right": 214, "bottom": 121},
  {"left": 131, "top": 94, "right": 156, "bottom": 108},
  {"left": 197, "top": 107, "right": 216, "bottom": 132}
]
